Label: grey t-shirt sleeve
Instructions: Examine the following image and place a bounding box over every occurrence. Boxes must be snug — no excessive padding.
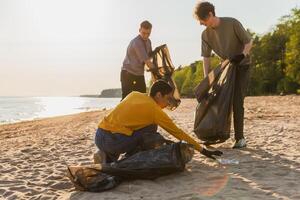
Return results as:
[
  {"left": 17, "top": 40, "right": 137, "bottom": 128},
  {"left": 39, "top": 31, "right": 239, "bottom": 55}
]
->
[
  {"left": 201, "top": 32, "right": 212, "bottom": 57},
  {"left": 132, "top": 39, "right": 149, "bottom": 63},
  {"left": 233, "top": 19, "right": 252, "bottom": 44}
]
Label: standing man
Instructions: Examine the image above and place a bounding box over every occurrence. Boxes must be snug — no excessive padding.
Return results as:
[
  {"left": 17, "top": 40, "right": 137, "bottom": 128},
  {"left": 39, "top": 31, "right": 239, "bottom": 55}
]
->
[
  {"left": 121, "top": 20, "right": 155, "bottom": 100},
  {"left": 194, "top": 1, "right": 253, "bottom": 148}
]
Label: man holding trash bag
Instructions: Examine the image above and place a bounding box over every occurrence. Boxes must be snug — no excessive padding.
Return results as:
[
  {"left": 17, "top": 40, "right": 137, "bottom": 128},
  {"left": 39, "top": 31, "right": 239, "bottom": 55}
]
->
[
  {"left": 121, "top": 20, "right": 155, "bottom": 100},
  {"left": 194, "top": 1, "right": 253, "bottom": 148}
]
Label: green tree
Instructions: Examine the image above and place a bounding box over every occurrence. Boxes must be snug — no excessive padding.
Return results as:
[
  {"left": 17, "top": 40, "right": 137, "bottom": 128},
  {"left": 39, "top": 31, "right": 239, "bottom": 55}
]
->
[{"left": 284, "top": 9, "right": 300, "bottom": 88}]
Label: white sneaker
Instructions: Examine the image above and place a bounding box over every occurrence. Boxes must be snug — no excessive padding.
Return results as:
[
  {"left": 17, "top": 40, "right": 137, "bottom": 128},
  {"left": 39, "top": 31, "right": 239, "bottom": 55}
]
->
[
  {"left": 233, "top": 138, "right": 247, "bottom": 149},
  {"left": 93, "top": 150, "right": 107, "bottom": 164}
]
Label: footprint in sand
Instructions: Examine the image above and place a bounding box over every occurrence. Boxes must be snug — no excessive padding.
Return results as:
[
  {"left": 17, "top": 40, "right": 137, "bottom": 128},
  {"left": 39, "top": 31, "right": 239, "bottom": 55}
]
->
[
  {"left": 0, "top": 189, "right": 6, "bottom": 196},
  {"left": 1, "top": 166, "right": 18, "bottom": 173},
  {"left": 2, "top": 190, "right": 14, "bottom": 198},
  {"left": 273, "top": 170, "right": 290, "bottom": 176},
  {"left": 8, "top": 186, "right": 28, "bottom": 193}
]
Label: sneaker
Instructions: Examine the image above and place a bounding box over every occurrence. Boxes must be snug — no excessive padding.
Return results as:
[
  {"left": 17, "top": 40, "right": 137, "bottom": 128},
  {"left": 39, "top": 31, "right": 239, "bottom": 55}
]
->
[
  {"left": 233, "top": 138, "right": 247, "bottom": 149},
  {"left": 93, "top": 150, "right": 107, "bottom": 164}
]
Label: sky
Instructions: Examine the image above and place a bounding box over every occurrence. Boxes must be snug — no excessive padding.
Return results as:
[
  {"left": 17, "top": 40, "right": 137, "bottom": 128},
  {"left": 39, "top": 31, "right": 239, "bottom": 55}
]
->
[{"left": 0, "top": 0, "right": 299, "bottom": 96}]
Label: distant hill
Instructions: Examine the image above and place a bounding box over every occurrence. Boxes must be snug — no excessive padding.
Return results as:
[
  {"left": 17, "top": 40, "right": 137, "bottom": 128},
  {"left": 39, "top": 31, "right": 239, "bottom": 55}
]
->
[
  {"left": 80, "top": 95, "right": 100, "bottom": 98},
  {"left": 99, "top": 88, "right": 122, "bottom": 98},
  {"left": 80, "top": 88, "right": 122, "bottom": 98}
]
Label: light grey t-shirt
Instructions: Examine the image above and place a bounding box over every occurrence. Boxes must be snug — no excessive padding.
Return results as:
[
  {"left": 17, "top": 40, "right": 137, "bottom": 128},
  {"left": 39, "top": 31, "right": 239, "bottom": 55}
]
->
[
  {"left": 122, "top": 35, "right": 152, "bottom": 76},
  {"left": 201, "top": 17, "right": 252, "bottom": 65}
]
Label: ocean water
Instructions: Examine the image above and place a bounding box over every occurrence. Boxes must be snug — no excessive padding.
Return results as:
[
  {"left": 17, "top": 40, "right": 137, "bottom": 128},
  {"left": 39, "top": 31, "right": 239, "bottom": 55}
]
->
[{"left": 0, "top": 97, "right": 120, "bottom": 124}]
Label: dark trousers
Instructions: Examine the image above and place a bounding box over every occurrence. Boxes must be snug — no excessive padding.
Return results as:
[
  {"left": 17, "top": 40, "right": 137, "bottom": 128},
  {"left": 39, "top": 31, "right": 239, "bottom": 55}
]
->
[
  {"left": 233, "top": 64, "right": 250, "bottom": 140},
  {"left": 95, "top": 125, "right": 165, "bottom": 163},
  {"left": 121, "top": 70, "right": 146, "bottom": 100}
]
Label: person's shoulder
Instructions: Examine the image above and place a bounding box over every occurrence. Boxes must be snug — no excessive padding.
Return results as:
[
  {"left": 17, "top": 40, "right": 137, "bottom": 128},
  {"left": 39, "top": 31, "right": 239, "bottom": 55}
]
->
[
  {"left": 123, "top": 91, "right": 143, "bottom": 102},
  {"left": 131, "top": 92, "right": 157, "bottom": 106},
  {"left": 201, "top": 28, "right": 209, "bottom": 39},
  {"left": 128, "top": 91, "right": 142, "bottom": 97},
  {"left": 130, "top": 91, "right": 149, "bottom": 99},
  {"left": 221, "top": 17, "right": 240, "bottom": 24},
  {"left": 202, "top": 26, "right": 215, "bottom": 41},
  {"left": 130, "top": 35, "right": 142, "bottom": 45}
]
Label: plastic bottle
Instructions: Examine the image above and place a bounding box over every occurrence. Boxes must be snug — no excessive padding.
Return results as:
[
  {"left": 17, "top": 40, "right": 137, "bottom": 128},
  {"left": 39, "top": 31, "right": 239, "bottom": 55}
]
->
[{"left": 217, "top": 158, "right": 239, "bottom": 165}]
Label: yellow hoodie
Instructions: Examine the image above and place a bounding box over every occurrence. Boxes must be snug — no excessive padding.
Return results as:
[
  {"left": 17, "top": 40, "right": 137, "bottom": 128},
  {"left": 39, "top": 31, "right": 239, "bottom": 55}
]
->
[{"left": 98, "top": 92, "right": 201, "bottom": 151}]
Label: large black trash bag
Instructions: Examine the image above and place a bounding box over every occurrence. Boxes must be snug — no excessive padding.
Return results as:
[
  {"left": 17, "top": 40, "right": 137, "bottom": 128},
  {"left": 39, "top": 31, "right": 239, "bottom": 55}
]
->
[
  {"left": 150, "top": 44, "right": 181, "bottom": 110},
  {"left": 102, "top": 142, "right": 194, "bottom": 180},
  {"left": 67, "top": 142, "right": 194, "bottom": 192},
  {"left": 194, "top": 60, "right": 237, "bottom": 144}
]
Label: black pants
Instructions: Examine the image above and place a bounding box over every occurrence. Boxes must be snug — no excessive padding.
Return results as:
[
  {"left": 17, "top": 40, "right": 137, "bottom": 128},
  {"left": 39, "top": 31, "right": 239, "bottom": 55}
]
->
[
  {"left": 121, "top": 70, "right": 146, "bottom": 100},
  {"left": 233, "top": 64, "right": 250, "bottom": 140}
]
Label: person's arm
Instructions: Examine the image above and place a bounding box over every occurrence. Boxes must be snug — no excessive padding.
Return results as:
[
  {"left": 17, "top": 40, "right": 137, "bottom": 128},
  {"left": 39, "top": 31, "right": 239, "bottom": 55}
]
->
[
  {"left": 201, "top": 32, "right": 212, "bottom": 77},
  {"left": 231, "top": 18, "right": 253, "bottom": 62},
  {"left": 145, "top": 59, "right": 155, "bottom": 71},
  {"left": 203, "top": 57, "right": 211, "bottom": 77},
  {"left": 242, "top": 39, "right": 253, "bottom": 56},
  {"left": 146, "top": 40, "right": 155, "bottom": 70},
  {"left": 132, "top": 40, "right": 155, "bottom": 70},
  {"left": 230, "top": 39, "right": 253, "bottom": 64},
  {"left": 153, "top": 107, "right": 223, "bottom": 159},
  {"left": 154, "top": 106, "right": 202, "bottom": 151}
]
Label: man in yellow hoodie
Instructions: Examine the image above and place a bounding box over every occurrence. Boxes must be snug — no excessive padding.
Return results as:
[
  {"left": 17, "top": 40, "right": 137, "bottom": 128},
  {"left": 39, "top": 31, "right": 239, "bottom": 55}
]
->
[{"left": 95, "top": 80, "right": 222, "bottom": 163}]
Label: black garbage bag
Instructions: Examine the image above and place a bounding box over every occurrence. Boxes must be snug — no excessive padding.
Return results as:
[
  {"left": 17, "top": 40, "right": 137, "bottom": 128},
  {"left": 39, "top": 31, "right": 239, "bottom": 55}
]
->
[
  {"left": 67, "top": 142, "right": 194, "bottom": 192},
  {"left": 102, "top": 142, "right": 194, "bottom": 180},
  {"left": 193, "top": 60, "right": 237, "bottom": 144},
  {"left": 150, "top": 44, "right": 181, "bottom": 110}
]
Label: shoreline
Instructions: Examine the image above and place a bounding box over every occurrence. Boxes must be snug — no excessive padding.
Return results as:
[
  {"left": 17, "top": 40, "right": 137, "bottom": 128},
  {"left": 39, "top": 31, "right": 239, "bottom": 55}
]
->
[{"left": 0, "top": 108, "right": 109, "bottom": 127}]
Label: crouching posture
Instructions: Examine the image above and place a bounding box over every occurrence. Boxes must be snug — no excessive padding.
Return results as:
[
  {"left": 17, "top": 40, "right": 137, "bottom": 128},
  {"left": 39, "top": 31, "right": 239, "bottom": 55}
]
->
[{"left": 94, "top": 80, "right": 222, "bottom": 163}]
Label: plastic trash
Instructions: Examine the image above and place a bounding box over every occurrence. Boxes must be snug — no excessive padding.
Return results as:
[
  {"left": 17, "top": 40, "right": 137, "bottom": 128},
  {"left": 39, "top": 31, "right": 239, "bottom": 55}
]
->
[
  {"left": 150, "top": 44, "right": 181, "bottom": 110},
  {"left": 217, "top": 158, "right": 239, "bottom": 165}
]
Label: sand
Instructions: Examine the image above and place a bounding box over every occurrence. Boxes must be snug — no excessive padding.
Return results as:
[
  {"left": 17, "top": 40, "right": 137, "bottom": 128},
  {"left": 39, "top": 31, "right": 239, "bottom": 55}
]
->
[{"left": 0, "top": 96, "right": 299, "bottom": 200}]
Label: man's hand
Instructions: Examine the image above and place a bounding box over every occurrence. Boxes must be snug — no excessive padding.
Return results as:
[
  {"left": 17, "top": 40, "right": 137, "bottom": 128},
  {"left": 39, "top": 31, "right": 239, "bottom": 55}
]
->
[
  {"left": 200, "top": 148, "right": 223, "bottom": 160},
  {"left": 230, "top": 54, "right": 245, "bottom": 65}
]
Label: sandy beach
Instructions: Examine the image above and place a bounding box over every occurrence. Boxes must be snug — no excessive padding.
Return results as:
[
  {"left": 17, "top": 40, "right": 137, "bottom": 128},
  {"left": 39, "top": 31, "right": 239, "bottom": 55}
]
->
[{"left": 0, "top": 96, "right": 299, "bottom": 200}]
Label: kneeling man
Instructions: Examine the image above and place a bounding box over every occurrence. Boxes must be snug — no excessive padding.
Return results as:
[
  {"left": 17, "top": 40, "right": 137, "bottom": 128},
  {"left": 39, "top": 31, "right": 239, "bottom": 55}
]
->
[{"left": 95, "top": 80, "right": 222, "bottom": 163}]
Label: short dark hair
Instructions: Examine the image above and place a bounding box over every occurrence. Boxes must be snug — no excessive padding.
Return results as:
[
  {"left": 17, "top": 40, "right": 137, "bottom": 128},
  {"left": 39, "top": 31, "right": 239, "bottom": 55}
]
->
[
  {"left": 194, "top": 1, "right": 215, "bottom": 21},
  {"left": 150, "top": 80, "right": 173, "bottom": 97},
  {"left": 140, "top": 20, "right": 152, "bottom": 29}
]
